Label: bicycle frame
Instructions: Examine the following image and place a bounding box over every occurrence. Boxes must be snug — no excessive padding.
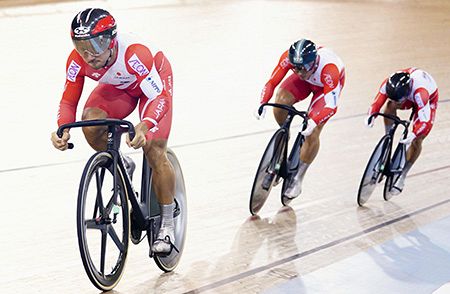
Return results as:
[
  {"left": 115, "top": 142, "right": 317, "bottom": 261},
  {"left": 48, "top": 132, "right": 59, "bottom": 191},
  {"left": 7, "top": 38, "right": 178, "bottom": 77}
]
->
[
  {"left": 259, "top": 103, "right": 309, "bottom": 180},
  {"left": 57, "top": 119, "right": 158, "bottom": 232},
  {"left": 369, "top": 110, "right": 414, "bottom": 176}
]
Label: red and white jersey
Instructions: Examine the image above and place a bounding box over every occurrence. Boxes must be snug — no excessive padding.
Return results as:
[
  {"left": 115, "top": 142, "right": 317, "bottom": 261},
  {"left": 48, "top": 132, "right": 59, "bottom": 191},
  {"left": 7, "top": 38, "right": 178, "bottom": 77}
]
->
[
  {"left": 368, "top": 68, "right": 438, "bottom": 136},
  {"left": 58, "top": 33, "right": 171, "bottom": 129},
  {"left": 260, "top": 47, "right": 345, "bottom": 107}
]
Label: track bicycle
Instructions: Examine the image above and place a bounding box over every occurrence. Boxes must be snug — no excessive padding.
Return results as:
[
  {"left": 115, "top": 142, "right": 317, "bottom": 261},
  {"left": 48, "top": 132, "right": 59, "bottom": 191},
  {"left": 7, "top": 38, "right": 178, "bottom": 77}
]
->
[
  {"left": 249, "top": 103, "right": 309, "bottom": 215},
  {"left": 57, "top": 119, "right": 187, "bottom": 291},
  {"left": 357, "top": 110, "right": 414, "bottom": 206}
]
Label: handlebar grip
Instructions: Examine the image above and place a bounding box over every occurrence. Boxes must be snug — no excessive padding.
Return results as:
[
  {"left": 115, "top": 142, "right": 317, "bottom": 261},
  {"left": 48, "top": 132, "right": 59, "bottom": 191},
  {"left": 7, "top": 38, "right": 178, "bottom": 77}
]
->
[
  {"left": 128, "top": 129, "right": 135, "bottom": 142},
  {"left": 258, "top": 104, "right": 264, "bottom": 116},
  {"left": 68, "top": 143, "right": 74, "bottom": 149}
]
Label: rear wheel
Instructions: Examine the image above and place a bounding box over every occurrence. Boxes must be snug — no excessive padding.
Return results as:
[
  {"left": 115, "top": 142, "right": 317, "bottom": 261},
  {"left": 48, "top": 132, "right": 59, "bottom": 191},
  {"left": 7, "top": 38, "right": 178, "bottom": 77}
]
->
[
  {"left": 249, "top": 129, "right": 287, "bottom": 215},
  {"left": 281, "top": 176, "right": 293, "bottom": 206},
  {"left": 383, "top": 143, "right": 406, "bottom": 201},
  {"left": 357, "top": 135, "right": 391, "bottom": 206},
  {"left": 154, "top": 149, "right": 187, "bottom": 272},
  {"left": 77, "top": 152, "right": 130, "bottom": 291}
]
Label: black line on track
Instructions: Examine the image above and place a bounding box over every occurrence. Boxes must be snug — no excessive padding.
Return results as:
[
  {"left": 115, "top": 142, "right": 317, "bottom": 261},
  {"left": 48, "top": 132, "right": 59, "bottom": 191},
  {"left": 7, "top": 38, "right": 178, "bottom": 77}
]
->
[
  {"left": 183, "top": 197, "right": 450, "bottom": 293},
  {"left": 1, "top": 98, "right": 449, "bottom": 174}
]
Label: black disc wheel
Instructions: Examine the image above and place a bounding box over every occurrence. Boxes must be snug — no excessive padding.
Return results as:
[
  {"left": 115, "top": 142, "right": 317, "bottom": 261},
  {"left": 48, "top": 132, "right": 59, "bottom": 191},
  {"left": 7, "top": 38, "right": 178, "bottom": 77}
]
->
[
  {"left": 77, "top": 152, "right": 130, "bottom": 291},
  {"left": 357, "top": 135, "right": 391, "bottom": 206},
  {"left": 249, "top": 129, "right": 287, "bottom": 215},
  {"left": 154, "top": 149, "right": 187, "bottom": 272}
]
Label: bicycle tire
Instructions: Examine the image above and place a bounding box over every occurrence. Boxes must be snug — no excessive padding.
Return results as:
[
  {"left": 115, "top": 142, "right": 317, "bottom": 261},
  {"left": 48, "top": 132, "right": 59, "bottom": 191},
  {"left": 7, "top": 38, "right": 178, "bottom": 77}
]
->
[
  {"left": 249, "top": 129, "right": 287, "bottom": 215},
  {"left": 77, "top": 151, "right": 130, "bottom": 291},
  {"left": 154, "top": 149, "right": 187, "bottom": 272},
  {"left": 383, "top": 143, "right": 406, "bottom": 201},
  {"left": 357, "top": 135, "right": 391, "bottom": 206},
  {"left": 281, "top": 177, "right": 293, "bottom": 206},
  {"left": 281, "top": 134, "right": 303, "bottom": 206}
]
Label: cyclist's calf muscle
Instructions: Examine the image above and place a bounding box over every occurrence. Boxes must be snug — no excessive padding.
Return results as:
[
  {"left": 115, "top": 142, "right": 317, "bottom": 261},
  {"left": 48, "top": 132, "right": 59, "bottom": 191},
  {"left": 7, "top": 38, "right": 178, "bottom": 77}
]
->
[
  {"left": 143, "top": 139, "right": 175, "bottom": 205},
  {"left": 300, "top": 124, "right": 324, "bottom": 164}
]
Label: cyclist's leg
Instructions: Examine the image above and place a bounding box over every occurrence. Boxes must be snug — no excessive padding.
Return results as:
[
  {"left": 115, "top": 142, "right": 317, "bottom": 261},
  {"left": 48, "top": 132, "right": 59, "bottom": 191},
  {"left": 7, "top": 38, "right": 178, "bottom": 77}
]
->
[
  {"left": 393, "top": 100, "right": 436, "bottom": 192},
  {"left": 274, "top": 74, "right": 312, "bottom": 126},
  {"left": 138, "top": 60, "right": 176, "bottom": 252},
  {"left": 284, "top": 90, "right": 326, "bottom": 198},
  {"left": 300, "top": 122, "right": 324, "bottom": 163},
  {"left": 142, "top": 110, "right": 176, "bottom": 253},
  {"left": 82, "top": 84, "right": 138, "bottom": 150}
]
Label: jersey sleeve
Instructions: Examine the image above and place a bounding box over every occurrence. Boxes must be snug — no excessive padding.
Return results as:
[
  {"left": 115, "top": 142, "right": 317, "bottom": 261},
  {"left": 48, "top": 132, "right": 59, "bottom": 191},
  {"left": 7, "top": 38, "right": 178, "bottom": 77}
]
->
[
  {"left": 125, "top": 44, "right": 171, "bottom": 129},
  {"left": 412, "top": 87, "right": 432, "bottom": 137},
  {"left": 57, "top": 50, "right": 85, "bottom": 127},
  {"left": 260, "top": 50, "right": 293, "bottom": 104},
  {"left": 368, "top": 79, "right": 388, "bottom": 116},
  {"left": 309, "top": 63, "right": 341, "bottom": 124}
]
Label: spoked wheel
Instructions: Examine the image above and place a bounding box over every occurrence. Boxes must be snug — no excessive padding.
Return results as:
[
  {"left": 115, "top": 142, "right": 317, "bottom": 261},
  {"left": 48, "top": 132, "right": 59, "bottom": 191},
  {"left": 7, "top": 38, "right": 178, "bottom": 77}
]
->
[
  {"left": 77, "top": 152, "right": 130, "bottom": 291},
  {"left": 249, "top": 129, "right": 287, "bottom": 215},
  {"left": 154, "top": 149, "right": 187, "bottom": 272},
  {"left": 357, "top": 135, "right": 391, "bottom": 206},
  {"left": 383, "top": 143, "right": 406, "bottom": 201}
]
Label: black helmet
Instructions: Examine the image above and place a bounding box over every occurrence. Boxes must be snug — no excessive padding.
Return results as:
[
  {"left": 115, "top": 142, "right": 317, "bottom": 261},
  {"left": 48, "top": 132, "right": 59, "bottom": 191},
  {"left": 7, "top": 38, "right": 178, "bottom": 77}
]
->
[
  {"left": 288, "top": 39, "right": 317, "bottom": 71},
  {"left": 386, "top": 72, "right": 411, "bottom": 102},
  {"left": 71, "top": 8, "right": 117, "bottom": 56}
]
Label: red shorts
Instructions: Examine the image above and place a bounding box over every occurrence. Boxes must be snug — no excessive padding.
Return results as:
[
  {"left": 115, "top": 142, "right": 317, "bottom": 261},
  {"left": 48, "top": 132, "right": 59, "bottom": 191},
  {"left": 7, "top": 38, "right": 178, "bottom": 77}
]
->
[
  {"left": 279, "top": 73, "right": 342, "bottom": 122},
  {"left": 84, "top": 83, "right": 173, "bottom": 140},
  {"left": 399, "top": 91, "right": 438, "bottom": 137}
]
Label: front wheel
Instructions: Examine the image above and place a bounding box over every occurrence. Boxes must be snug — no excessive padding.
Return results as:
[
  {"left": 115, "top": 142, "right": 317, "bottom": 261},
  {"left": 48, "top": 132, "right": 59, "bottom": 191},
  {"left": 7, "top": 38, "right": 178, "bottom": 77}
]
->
[
  {"left": 154, "top": 149, "right": 187, "bottom": 272},
  {"left": 249, "top": 129, "right": 287, "bottom": 215},
  {"left": 77, "top": 152, "right": 130, "bottom": 291},
  {"left": 357, "top": 135, "right": 391, "bottom": 206}
]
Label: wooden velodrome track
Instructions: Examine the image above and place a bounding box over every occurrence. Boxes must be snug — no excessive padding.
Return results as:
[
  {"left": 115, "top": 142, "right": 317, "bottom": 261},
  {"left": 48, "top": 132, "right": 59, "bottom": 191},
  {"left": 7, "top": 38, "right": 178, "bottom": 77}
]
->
[{"left": 1, "top": 0, "right": 449, "bottom": 293}]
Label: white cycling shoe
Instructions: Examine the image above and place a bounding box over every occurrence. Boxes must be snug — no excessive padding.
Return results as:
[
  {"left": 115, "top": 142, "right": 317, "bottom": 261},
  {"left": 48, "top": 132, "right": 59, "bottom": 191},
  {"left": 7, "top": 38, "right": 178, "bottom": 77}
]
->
[
  {"left": 153, "top": 225, "right": 176, "bottom": 254},
  {"left": 284, "top": 172, "right": 303, "bottom": 199},
  {"left": 390, "top": 175, "right": 406, "bottom": 196}
]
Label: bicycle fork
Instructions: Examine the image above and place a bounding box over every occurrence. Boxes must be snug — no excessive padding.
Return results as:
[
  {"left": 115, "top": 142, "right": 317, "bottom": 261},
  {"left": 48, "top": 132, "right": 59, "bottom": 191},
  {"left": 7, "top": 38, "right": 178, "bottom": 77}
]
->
[{"left": 262, "top": 136, "right": 286, "bottom": 190}]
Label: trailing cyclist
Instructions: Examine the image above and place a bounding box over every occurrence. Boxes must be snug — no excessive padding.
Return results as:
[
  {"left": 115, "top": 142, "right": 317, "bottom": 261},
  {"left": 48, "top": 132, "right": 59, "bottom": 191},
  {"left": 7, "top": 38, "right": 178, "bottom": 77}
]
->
[
  {"left": 365, "top": 68, "right": 438, "bottom": 195},
  {"left": 50, "top": 8, "right": 177, "bottom": 254},
  {"left": 255, "top": 39, "right": 345, "bottom": 200}
]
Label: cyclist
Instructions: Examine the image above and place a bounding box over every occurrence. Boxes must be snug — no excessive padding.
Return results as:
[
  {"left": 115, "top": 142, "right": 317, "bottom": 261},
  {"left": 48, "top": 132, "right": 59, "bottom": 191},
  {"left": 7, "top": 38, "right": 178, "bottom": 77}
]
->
[
  {"left": 365, "top": 68, "right": 438, "bottom": 195},
  {"left": 50, "top": 8, "right": 176, "bottom": 254},
  {"left": 256, "top": 39, "right": 345, "bottom": 200}
]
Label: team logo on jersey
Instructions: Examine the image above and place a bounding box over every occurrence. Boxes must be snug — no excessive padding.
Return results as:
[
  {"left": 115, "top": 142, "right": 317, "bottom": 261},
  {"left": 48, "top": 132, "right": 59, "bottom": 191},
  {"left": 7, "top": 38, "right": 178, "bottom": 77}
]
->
[
  {"left": 145, "top": 75, "right": 162, "bottom": 94},
  {"left": 67, "top": 60, "right": 81, "bottom": 82},
  {"left": 323, "top": 73, "right": 334, "bottom": 88},
  {"left": 280, "top": 58, "right": 290, "bottom": 69},
  {"left": 415, "top": 93, "right": 425, "bottom": 108},
  {"left": 91, "top": 72, "right": 101, "bottom": 78},
  {"left": 154, "top": 98, "right": 166, "bottom": 119},
  {"left": 149, "top": 125, "right": 159, "bottom": 133},
  {"left": 127, "top": 54, "right": 149, "bottom": 76}
]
